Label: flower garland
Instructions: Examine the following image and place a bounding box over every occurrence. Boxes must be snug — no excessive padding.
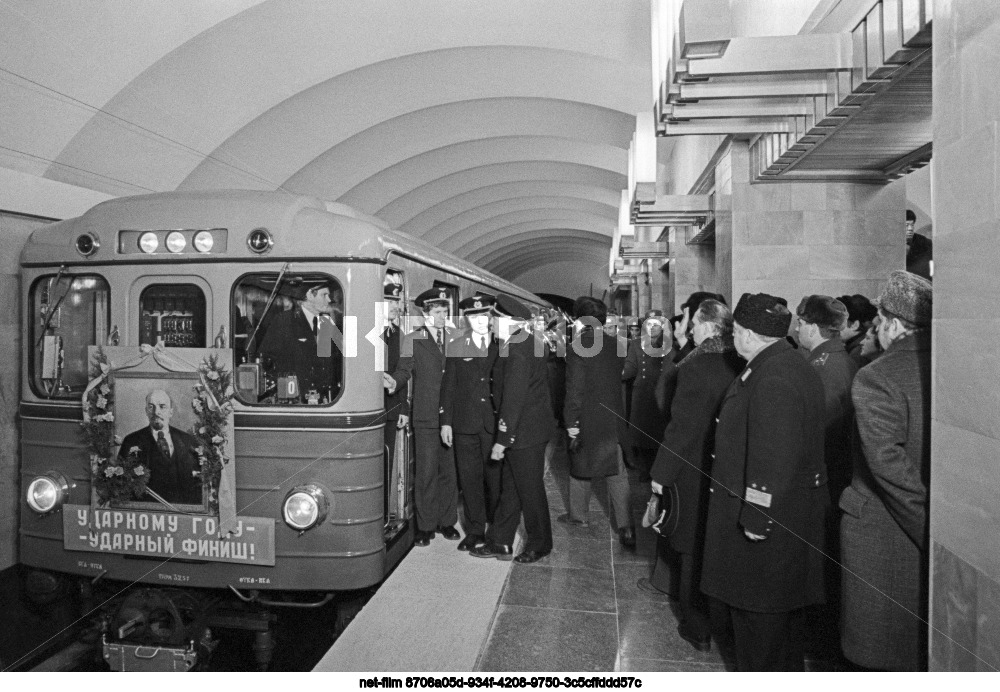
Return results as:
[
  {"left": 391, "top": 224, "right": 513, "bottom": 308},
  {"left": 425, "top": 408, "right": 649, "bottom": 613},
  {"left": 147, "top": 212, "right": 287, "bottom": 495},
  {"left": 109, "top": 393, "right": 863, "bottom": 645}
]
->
[
  {"left": 83, "top": 347, "right": 151, "bottom": 505},
  {"left": 82, "top": 348, "right": 234, "bottom": 513},
  {"left": 191, "top": 353, "right": 234, "bottom": 515}
]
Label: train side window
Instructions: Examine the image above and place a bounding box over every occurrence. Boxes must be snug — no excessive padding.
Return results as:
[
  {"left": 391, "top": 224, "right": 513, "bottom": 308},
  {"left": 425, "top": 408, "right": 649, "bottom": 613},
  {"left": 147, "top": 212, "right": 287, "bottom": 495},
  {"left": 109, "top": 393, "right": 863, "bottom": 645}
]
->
[
  {"left": 29, "top": 274, "right": 111, "bottom": 399},
  {"left": 231, "top": 273, "right": 344, "bottom": 406},
  {"left": 139, "top": 285, "right": 206, "bottom": 348}
]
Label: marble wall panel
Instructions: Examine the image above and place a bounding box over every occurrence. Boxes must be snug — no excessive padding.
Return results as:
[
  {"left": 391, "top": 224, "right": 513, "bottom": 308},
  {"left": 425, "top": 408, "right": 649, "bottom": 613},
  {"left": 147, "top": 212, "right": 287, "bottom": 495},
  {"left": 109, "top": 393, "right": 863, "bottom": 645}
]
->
[
  {"left": 932, "top": 543, "right": 980, "bottom": 671},
  {"left": 933, "top": 122, "right": 998, "bottom": 240},
  {"left": 853, "top": 181, "right": 907, "bottom": 212},
  {"left": 934, "top": 222, "right": 1000, "bottom": 320},
  {"left": 788, "top": 183, "right": 827, "bottom": 212},
  {"left": 933, "top": 322, "right": 1000, "bottom": 440},
  {"left": 930, "top": 421, "right": 1000, "bottom": 581},
  {"left": 803, "top": 210, "right": 863, "bottom": 246},
  {"left": 738, "top": 210, "right": 805, "bottom": 246},
  {"left": 975, "top": 566, "right": 1000, "bottom": 671},
  {"left": 807, "top": 244, "right": 900, "bottom": 280},
  {"left": 732, "top": 245, "right": 810, "bottom": 283},
  {"left": 934, "top": 53, "right": 963, "bottom": 155}
]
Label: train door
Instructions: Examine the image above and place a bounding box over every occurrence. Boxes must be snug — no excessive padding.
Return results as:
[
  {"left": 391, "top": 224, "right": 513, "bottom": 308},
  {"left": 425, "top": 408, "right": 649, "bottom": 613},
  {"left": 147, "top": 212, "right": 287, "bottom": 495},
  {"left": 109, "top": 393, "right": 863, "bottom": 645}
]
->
[{"left": 383, "top": 269, "right": 412, "bottom": 539}]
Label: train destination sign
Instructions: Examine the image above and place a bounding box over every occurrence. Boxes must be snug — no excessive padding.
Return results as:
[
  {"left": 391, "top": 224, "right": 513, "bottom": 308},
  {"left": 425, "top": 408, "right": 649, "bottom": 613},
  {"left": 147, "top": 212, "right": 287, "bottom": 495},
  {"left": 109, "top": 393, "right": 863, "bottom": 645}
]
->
[{"left": 63, "top": 505, "right": 276, "bottom": 566}]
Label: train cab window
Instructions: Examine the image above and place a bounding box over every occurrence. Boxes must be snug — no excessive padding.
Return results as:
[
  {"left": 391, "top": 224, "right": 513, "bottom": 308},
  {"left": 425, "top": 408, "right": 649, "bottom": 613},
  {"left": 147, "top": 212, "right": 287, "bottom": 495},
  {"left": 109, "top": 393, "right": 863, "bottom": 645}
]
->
[
  {"left": 231, "top": 273, "right": 344, "bottom": 406},
  {"left": 139, "top": 285, "right": 206, "bottom": 347},
  {"left": 30, "top": 274, "right": 110, "bottom": 398}
]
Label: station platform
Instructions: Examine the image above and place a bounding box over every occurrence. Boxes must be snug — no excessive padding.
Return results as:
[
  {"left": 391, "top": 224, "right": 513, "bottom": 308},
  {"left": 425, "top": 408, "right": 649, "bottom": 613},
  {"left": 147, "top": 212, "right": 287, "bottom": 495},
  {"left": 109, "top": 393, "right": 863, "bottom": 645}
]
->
[{"left": 314, "top": 439, "right": 730, "bottom": 673}]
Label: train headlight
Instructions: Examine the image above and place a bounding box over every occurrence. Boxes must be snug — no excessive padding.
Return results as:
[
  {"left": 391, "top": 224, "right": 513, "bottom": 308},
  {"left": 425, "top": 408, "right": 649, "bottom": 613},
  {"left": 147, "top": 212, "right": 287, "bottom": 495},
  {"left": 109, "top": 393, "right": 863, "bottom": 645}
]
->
[
  {"left": 165, "top": 231, "right": 186, "bottom": 253},
  {"left": 138, "top": 232, "right": 159, "bottom": 254},
  {"left": 26, "top": 471, "right": 69, "bottom": 514},
  {"left": 282, "top": 485, "right": 329, "bottom": 531},
  {"left": 246, "top": 228, "right": 273, "bottom": 254},
  {"left": 75, "top": 233, "right": 100, "bottom": 257},
  {"left": 193, "top": 230, "right": 214, "bottom": 253}
]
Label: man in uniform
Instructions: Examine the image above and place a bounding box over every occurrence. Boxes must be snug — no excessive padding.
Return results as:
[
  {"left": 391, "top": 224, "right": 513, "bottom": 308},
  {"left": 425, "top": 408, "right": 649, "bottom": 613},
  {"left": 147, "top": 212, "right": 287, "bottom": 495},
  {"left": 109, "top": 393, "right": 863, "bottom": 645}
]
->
[
  {"left": 386, "top": 287, "right": 459, "bottom": 546},
  {"left": 381, "top": 276, "right": 407, "bottom": 520},
  {"left": 259, "top": 278, "right": 341, "bottom": 403},
  {"left": 471, "top": 294, "right": 555, "bottom": 563},
  {"left": 440, "top": 294, "right": 499, "bottom": 552},
  {"left": 700, "top": 293, "right": 828, "bottom": 671},
  {"left": 794, "top": 295, "right": 859, "bottom": 503}
]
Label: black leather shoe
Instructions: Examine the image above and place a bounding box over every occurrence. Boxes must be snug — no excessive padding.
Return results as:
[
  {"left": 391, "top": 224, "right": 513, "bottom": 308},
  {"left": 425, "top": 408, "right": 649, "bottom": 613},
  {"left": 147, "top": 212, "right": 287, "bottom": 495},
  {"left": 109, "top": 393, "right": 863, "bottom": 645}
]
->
[
  {"left": 556, "top": 513, "right": 589, "bottom": 528},
  {"left": 677, "top": 623, "right": 712, "bottom": 653},
  {"left": 457, "top": 534, "right": 486, "bottom": 551},
  {"left": 514, "top": 549, "right": 551, "bottom": 564},
  {"left": 618, "top": 526, "right": 636, "bottom": 549},
  {"left": 414, "top": 530, "right": 430, "bottom": 547},
  {"left": 469, "top": 541, "right": 513, "bottom": 560},
  {"left": 438, "top": 525, "right": 461, "bottom": 540}
]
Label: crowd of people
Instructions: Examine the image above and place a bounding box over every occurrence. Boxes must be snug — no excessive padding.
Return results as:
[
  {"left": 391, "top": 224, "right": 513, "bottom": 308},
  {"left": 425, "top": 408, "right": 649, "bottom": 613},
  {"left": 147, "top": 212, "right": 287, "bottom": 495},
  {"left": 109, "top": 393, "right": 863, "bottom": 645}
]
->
[{"left": 380, "top": 267, "right": 932, "bottom": 672}]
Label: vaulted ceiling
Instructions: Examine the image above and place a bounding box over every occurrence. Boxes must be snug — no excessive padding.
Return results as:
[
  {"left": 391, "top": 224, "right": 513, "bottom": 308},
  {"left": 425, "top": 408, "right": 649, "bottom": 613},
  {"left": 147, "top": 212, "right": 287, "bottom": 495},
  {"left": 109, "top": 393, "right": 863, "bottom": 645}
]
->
[{"left": 0, "top": 0, "right": 651, "bottom": 297}]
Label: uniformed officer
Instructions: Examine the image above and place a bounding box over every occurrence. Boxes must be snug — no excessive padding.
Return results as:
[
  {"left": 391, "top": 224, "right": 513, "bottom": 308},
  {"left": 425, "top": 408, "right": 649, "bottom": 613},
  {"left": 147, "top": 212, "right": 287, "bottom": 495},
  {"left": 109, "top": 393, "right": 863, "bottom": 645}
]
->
[
  {"left": 258, "top": 278, "right": 341, "bottom": 402},
  {"left": 622, "top": 309, "right": 670, "bottom": 485},
  {"left": 700, "top": 293, "right": 828, "bottom": 671},
  {"left": 471, "top": 294, "right": 555, "bottom": 563},
  {"left": 440, "top": 294, "right": 500, "bottom": 552},
  {"left": 386, "top": 287, "right": 459, "bottom": 546},
  {"left": 794, "top": 295, "right": 858, "bottom": 503}
]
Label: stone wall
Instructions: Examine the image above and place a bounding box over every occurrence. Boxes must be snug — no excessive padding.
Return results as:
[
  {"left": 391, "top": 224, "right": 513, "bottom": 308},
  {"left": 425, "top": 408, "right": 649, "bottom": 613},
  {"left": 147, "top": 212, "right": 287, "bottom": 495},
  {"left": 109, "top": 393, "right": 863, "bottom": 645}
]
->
[{"left": 929, "top": 0, "right": 1000, "bottom": 671}]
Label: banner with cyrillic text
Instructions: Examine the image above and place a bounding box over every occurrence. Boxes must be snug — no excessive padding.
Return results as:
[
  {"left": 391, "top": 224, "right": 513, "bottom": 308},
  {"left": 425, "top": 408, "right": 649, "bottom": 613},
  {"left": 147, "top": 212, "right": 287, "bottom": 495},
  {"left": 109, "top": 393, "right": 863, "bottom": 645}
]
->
[{"left": 63, "top": 505, "right": 276, "bottom": 566}]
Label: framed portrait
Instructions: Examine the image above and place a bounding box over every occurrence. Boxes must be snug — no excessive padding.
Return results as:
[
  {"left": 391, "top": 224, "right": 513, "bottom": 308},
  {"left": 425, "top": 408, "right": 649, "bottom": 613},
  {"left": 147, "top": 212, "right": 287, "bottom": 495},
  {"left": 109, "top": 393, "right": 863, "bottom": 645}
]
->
[{"left": 86, "top": 346, "right": 236, "bottom": 521}]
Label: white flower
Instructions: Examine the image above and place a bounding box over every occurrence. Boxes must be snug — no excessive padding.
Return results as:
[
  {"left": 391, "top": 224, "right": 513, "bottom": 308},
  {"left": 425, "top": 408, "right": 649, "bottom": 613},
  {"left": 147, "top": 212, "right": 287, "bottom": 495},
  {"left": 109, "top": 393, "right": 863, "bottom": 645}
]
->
[
  {"left": 211, "top": 435, "right": 223, "bottom": 445},
  {"left": 129, "top": 446, "right": 141, "bottom": 455},
  {"left": 113, "top": 466, "right": 124, "bottom": 476},
  {"left": 206, "top": 370, "right": 219, "bottom": 380},
  {"left": 104, "top": 467, "right": 118, "bottom": 477},
  {"left": 133, "top": 465, "right": 145, "bottom": 476}
]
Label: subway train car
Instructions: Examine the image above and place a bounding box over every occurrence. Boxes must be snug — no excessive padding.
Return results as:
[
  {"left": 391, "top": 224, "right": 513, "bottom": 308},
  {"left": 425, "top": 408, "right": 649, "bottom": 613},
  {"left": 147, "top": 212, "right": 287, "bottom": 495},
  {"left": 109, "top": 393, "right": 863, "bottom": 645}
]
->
[{"left": 17, "top": 190, "right": 546, "bottom": 670}]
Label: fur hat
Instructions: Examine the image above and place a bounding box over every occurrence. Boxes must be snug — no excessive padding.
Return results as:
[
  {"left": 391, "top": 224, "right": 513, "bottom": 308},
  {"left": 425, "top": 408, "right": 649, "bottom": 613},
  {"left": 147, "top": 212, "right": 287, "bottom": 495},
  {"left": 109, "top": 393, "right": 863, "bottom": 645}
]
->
[
  {"left": 733, "top": 293, "right": 791, "bottom": 338},
  {"left": 875, "top": 270, "right": 932, "bottom": 326},
  {"left": 837, "top": 294, "right": 877, "bottom": 325},
  {"left": 796, "top": 295, "right": 849, "bottom": 331}
]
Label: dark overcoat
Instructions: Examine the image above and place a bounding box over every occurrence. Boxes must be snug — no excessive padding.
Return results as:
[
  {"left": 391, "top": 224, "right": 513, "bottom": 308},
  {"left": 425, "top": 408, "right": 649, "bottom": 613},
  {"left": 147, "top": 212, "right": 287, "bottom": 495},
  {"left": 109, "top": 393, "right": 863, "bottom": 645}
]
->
[
  {"left": 563, "top": 327, "right": 626, "bottom": 478},
  {"left": 700, "top": 339, "right": 829, "bottom": 613},
  {"left": 622, "top": 336, "right": 669, "bottom": 449},
  {"left": 389, "top": 326, "right": 454, "bottom": 429},
  {"left": 840, "top": 330, "right": 930, "bottom": 671},
  {"left": 383, "top": 325, "right": 406, "bottom": 422},
  {"left": 492, "top": 329, "right": 555, "bottom": 450},
  {"left": 805, "top": 338, "right": 859, "bottom": 501},
  {"left": 440, "top": 330, "right": 498, "bottom": 435},
  {"left": 118, "top": 426, "right": 202, "bottom": 505},
  {"left": 651, "top": 336, "right": 743, "bottom": 555}
]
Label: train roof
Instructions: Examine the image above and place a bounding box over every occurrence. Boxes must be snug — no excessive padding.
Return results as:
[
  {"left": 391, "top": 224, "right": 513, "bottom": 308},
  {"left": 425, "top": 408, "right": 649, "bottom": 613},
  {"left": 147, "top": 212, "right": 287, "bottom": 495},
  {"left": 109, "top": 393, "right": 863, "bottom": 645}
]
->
[{"left": 19, "top": 189, "right": 543, "bottom": 305}]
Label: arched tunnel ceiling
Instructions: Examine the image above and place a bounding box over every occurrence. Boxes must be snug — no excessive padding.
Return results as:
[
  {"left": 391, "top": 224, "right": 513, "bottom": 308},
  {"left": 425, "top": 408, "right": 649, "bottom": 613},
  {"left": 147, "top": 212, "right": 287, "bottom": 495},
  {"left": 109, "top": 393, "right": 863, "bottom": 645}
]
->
[{"left": 0, "top": 0, "right": 650, "bottom": 291}]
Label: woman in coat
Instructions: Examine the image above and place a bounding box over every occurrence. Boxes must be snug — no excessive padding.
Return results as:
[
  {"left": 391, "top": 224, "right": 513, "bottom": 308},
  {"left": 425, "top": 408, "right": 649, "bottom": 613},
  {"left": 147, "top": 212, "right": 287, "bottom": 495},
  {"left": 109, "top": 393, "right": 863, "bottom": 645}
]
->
[
  {"left": 622, "top": 310, "right": 670, "bottom": 477},
  {"left": 562, "top": 296, "right": 634, "bottom": 547},
  {"left": 651, "top": 299, "right": 743, "bottom": 652}
]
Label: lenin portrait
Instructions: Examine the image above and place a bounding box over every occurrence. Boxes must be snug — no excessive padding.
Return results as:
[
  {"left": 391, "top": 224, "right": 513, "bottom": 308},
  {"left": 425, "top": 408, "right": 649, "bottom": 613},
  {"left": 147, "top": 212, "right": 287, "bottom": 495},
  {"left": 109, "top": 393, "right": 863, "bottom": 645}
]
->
[{"left": 117, "top": 387, "right": 203, "bottom": 506}]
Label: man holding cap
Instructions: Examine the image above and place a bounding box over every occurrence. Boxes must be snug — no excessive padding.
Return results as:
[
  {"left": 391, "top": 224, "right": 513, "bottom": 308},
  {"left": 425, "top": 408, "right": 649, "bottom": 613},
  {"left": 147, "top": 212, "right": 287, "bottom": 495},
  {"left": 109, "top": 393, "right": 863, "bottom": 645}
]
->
[
  {"left": 471, "top": 293, "right": 555, "bottom": 563},
  {"left": 386, "top": 287, "right": 459, "bottom": 546},
  {"left": 700, "top": 293, "right": 827, "bottom": 671},
  {"left": 440, "top": 293, "right": 500, "bottom": 552},
  {"left": 840, "top": 270, "right": 932, "bottom": 671}
]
